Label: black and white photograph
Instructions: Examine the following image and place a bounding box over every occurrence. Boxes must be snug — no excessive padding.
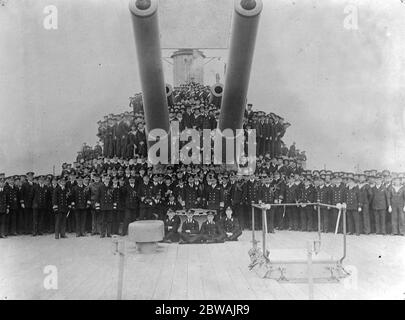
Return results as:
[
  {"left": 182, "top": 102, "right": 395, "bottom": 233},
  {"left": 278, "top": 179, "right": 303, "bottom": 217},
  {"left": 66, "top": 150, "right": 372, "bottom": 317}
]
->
[{"left": 1, "top": 0, "right": 405, "bottom": 303}]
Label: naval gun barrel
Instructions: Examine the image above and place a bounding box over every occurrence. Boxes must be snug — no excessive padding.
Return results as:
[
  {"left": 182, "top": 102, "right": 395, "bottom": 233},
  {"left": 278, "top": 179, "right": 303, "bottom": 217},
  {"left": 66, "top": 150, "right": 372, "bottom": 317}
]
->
[
  {"left": 209, "top": 83, "right": 224, "bottom": 108},
  {"left": 218, "top": 0, "right": 263, "bottom": 131},
  {"left": 129, "top": 0, "right": 170, "bottom": 138}
]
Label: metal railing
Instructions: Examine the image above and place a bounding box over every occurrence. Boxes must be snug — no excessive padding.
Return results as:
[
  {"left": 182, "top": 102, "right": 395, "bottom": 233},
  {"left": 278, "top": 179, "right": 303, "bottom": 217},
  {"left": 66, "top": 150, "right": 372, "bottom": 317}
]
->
[{"left": 251, "top": 202, "right": 347, "bottom": 265}]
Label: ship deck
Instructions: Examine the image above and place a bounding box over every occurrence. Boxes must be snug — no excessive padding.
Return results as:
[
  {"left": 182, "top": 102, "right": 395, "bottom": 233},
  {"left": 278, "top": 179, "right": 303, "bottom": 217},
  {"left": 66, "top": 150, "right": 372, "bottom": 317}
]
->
[{"left": 1, "top": 230, "right": 404, "bottom": 300}]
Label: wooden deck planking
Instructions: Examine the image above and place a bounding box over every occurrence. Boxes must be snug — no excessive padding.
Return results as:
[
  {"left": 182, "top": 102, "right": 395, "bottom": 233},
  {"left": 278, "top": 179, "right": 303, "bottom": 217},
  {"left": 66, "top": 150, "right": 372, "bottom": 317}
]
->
[{"left": 1, "top": 231, "right": 404, "bottom": 300}]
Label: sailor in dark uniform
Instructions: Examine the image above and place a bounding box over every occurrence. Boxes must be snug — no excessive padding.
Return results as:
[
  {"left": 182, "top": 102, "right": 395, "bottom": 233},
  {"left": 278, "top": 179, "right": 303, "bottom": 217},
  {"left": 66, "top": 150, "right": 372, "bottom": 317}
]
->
[
  {"left": 52, "top": 177, "right": 70, "bottom": 239},
  {"left": 0, "top": 178, "right": 9, "bottom": 238},
  {"left": 200, "top": 211, "right": 225, "bottom": 243},
  {"left": 220, "top": 206, "right": 242, "bottom": 241},
  {"left": 71, "top": 175, "right": 91, "bottom": 237},
  {"left": 163, "top": 209, "right": 181, "bottom": 243},
  {"left": 179, "top": 210, "right": 202, "bottom": 244}
]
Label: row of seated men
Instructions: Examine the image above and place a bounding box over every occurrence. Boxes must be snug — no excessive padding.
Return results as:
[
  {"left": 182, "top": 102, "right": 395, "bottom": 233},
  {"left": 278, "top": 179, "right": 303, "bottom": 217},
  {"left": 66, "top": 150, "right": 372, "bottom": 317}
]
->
[
  {"left": 163, "top": 207, "right": 242, "bottom": 244},
  {"left": 0, "top": 168, "right": 404, "bottom": 238}
]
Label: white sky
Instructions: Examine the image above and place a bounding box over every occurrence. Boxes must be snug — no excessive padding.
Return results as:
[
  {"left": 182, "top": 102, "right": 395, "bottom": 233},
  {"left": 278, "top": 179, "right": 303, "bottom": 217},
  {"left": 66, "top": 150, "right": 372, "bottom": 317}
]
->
[{"left": 1, "top": 0, "right": 405, "bottom": 175}]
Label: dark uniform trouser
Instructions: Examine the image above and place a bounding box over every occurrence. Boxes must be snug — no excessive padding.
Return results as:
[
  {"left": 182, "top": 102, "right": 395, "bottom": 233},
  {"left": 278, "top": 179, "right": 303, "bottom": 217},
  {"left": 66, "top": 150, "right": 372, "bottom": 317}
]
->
[
  {"left": 385, "top": 212, "right": 392, "bottom": 235},
  {"left": 33, "top": 208, "right": 46, "bottom": 235},
  {"left": 8, "top": 209, "right": 17, "bottom": 235},
  {"left": 369, "top": 205, "right": 376, "bottom": 233},
  {"left": 225, "top": 229, "right": 242, "bottom": 241},
  {"left": 66, "top": 210, "right": 75, "bottom": 233},
  {"left": 242, "top": 204, "right": 251, "bottom": 229},
  {"left": 391, "top": 206, "right": 405, "bottom": 235},
  {"left": 54, "top": 211, "right": 67, "bottom": 237},
  {"left": 17, "top": 208, "right": 24, "bottom": 234},
  {"left": 123, "top": 208, "right": 136, "bottom": 235},
  {"left": 139, "top": 205, "right": 151, "bottom": 220},
  {"left": 287, "top": 207, "right": 299, "bottom": 230},
  {"left": 201, "top": 233, "right": 225, "bottom": 243},
  {"left": 299, "top": 206, "right": 313, "bottom": 231},
  {"left": 274, "top": 206, "right": 284, "bottom": 229},
  {"left": 361, "top": 205, "right": 371, "bottom": 234},
  {"left": 112, "top": 210, "right": 122, "bottom": 234},
  {"left": 265, "top": 208, "right": 274, "bottom": 233},
  {"left": 180, "top": 232, "right": 202, "bottom": 243},
  {"left": 0, "top": 213, "right": 6, "bottom": 237},
  {"left": 100, "top": 210, "right": 113, "bottom": 236},
  {"left": 232, "top": 205, "right": 244, "bottom": 230},
  {"left": 320, "top": 207, "right": 330, "bottom": 232},
  {"left": 330, "top": 208, "right": 343, "bottom": 233},
  {"left": 74, "top": 209, "right": 87, "bottom": 236},
  {"left": 91, "top": 208, "right": 100, "bottom": 234},
  {"left": 164, "top": 230, "right": 180, "bottom": 242},
  {"left": 24, "top": 208, "right": 33, "bottom": 234},
  {"left": 86, "top": 209, "right": 92, "bottom": 233},
  {"left": 347, "top": 209, "right": 361, "bottom": 235},
  {"left": 48, "top": 209, "right": 55, "bottom": 233},
  {"left": 373, "top": 209, "right": 386, "bottom": 234}
]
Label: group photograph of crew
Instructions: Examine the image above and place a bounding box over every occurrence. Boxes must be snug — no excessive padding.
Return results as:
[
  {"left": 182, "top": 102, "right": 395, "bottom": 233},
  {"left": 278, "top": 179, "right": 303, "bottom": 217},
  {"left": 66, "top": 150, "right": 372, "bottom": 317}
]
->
[{"left": 1, "top": 162, "right": 404, "bottom": 240}]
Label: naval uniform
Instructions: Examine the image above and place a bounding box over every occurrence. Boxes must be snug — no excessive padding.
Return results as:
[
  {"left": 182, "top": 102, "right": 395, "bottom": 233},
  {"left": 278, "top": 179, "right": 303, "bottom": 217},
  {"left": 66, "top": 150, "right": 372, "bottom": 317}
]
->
[
  {"left": 32, "top": 184, "right": 50, "bottom": 236},
  {"left": 52, "top": 186, "right": 70, "bottom": 239},
  {"left": 220, "top": 216, "right": 242, "bottom": 241},
  {"left": 370, "top": 185, "right": 389, "bottom": 235},
  {"left": 330, "top": 183, "right": 345, "bottom": 233},
  {"left": 71, "top": 184, "right": 91, "bottom": 236},
  {"left": 6, "top": 185, "right": 20, "bottom": 235},
  {"left": 21, "top": 181, "right": 35, "bottom": 234},
  {"left": 243, "top": 180, "right": 259, "bottom": 229},
  {"left": 95, "top": 183, "right": 115, "bottom": 237},
  {"left": 358, "top": 183, "right": 372, "bottom": 234},
  {"left": 316, "top": 185, "right": 332, "bottom": 232},
  {"left": 163, "top": 215, "right": 181, "bottom": 242},
  {"left": 343, "top": 186, "right": 362, "bottom": 235},
  {"left": 258, "top": 184, "right": 276, "bottom": 233},
  {"left": 199, "top": 220, "right": 225, "bottom": 243},
  {"left": 122, "top": 183, "right": 138, "bottom": 236},
  {"left": 180, "top": 218, "right": 202, "bottom": 244},
  {"left": 284, "top": 183, "right": 300, "bottom": 230},
  {"left": 0, "top": 187, "right": 8, "bottom": 237},
  {"left": 138, "top": 182, "right": 155, "bottom": 220},
  {"left": 387, "top": 185, "right": 405, "bottom": 235},
  {"left": 298, "top": 185, "right": 316, "bottom": 231}
]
